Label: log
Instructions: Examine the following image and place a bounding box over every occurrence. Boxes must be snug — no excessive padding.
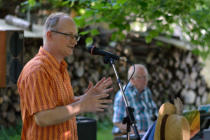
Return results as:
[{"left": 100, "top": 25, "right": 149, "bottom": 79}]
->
[
  {"left": 5, "top": 15, "right": 32, "bottom": 31},
  {"left": 7, "top": 111, "right": 16, "bottom": 123}
]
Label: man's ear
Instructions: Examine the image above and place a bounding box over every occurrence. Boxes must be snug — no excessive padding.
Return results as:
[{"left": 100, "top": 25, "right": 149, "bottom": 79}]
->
[
  {"left": 46, "top": 31, "right": 52, "bottom": 40},
  {"left": 130, "top": 77, "right": 134, "bottom": 84}
]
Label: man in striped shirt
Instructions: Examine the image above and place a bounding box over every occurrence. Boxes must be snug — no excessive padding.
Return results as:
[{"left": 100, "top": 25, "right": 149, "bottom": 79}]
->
[
  {"left": 112, "top": 64, "right": 157, "bottom": 135},
  {"left": 17, "top": 12, "right": 113, "bottom": 140}
]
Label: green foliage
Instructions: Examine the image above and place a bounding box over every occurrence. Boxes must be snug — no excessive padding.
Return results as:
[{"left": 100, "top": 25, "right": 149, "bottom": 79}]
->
[
  {"left": 97, "top": 125, "right": 113, "bottom": 140},
  {"left": 0, "top": 0, "right": 2, "bottom": 7},
  {"left": 85, "top": 37, "right": 93, "bottom": 46},
  {"left": 23, "top": 0, "right": 210, "bottom": 55},
  {"left": 97, "top": 117, "right": 113, "bottom": 130},
  {"left": 0, "top": 119, "right": 113, "bottom": 140},
  {"left": 28, "top": 0, "right": 36, "bottom": 7},
  {"left": 0, "top": 122, "right": 22, "bottom": 140}
]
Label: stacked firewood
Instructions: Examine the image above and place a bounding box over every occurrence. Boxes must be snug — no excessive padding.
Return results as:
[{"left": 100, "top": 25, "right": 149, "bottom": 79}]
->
[
  {"left": 0, "top": 87, "right": 21, "bottom": 126},
  {"left": 126, "top": 35, "right": 210, "bottom": 108},
  {"left": 67, "top": 43, "right": 134, "bottom": 99},
  {"left": 147, "top": 48, "right": 209, "bottom": 107},
  {"left": 66, "top": 39, "right": 135, "bottom": 120},
  {"left": 0, "top": 33, "right": 209, "bottom": 126},
  {"left": 0, "top": 38, "right": 41, "bottom": 126}
]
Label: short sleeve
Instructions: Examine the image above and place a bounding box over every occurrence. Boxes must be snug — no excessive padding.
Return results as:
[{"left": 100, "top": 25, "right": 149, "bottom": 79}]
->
[{"left": 20, "top": 69, "right": 57, "bottom": 116}]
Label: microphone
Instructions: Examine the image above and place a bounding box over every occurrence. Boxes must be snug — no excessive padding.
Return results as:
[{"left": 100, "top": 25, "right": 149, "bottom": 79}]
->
[{"left": 87, "top": 46, "right": 120, "bottom": 60}]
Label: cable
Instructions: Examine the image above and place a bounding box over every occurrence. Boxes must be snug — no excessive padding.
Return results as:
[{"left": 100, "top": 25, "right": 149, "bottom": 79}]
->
[{"left": 123, "top": 64, "right": 135, "bottom": 93}]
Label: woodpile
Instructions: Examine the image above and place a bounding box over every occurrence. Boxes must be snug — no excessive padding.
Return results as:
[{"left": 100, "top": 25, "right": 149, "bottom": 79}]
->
[
  {"left": 147, "top": 48, "right": 209, "bottom": 106},
  {"left": 67, "top": 42, "right": 134, "bottom": 100},
  {"left": 0, "top": 87, "right": 21, "bottom": 127},
  {"left": 67, "top": 38, "right": 134, "bottom": 120},
  {"left": 0, "top": 32, "right": 209, "bottom": 126},
  {"left": 126, "top": 35, "right": 210, "bottom": 108},
  {"left": 0, "top": 38, "right": 41, "bottom": 126}
]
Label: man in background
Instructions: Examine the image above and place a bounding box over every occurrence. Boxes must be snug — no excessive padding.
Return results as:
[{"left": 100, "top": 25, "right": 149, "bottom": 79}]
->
[{"left": 113, "top": 64, "right": 157, "bottom": 135}]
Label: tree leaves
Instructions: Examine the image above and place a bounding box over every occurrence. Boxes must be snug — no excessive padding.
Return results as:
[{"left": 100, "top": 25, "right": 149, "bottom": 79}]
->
[
  {"left": 85, "top": 37, "right": 93, "bottom": 46},
  {"left": 24, "top": 0, "right": 210, "bottom": 55}
]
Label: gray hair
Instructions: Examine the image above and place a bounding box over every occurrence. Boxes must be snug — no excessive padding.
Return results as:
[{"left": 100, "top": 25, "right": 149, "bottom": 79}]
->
[
  {"left": 43, "top": 12, "right": 69, "bottom": 42},
  {"left": 127, "top": 64, "right": 149, "bottom": 80}
]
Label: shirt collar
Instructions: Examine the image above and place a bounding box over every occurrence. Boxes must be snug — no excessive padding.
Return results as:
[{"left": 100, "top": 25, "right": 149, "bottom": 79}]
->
[
  {"left": 127, "top": 82, "right": 146, "bottom": 96},
  {"left": 38, "top": 47, "right": 67, "bottom": 73},
  {"left": 126, "top": 82, "right": 138, "bottom": 96}
]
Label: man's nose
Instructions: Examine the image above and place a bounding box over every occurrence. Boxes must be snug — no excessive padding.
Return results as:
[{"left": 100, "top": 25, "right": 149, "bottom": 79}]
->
[
  {"left": 71, "top": 39, "right": 77, "bottom": 46},
  {"left": 74, "top": 39, "right": 78, "bottom": 45}
]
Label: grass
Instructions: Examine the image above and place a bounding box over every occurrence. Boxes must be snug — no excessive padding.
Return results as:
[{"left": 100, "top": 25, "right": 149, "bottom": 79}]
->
[
  {"left": 97, "top": 117, "right": 114, "bottom": 140},
  {"left": 97, "top": 126, "right": 113, "bottom": 140},
  {"left": 0, "top": 121, "right": 113, "bottom": 140},
  {"left": 0, "top": 122, "right": 21, "bottom": 140}
]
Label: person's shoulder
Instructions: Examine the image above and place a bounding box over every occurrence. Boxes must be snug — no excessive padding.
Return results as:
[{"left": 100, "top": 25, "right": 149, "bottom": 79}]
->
[
  {"left": 124, "top": 83, "right": 135, "bottom": 95},
  {"left": 114, "top": 90, "right": 123, "bottom": 100},
  {"left": 115, "top": 90, "right": 122, "bottom": 97},
  {"left": 20, "top": 56, "right": 48, "bottom": 80},
  {"left": 145, "top": 87, "right": 152, "bottom": 93},
  {"left": 25, "top": 56, "right": 46, "bottom": 71}
]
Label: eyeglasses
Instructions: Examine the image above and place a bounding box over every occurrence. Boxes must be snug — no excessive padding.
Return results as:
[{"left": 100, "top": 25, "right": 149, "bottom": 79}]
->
[
  {"left": 135, "top": 76, "right": 147, "bottom": 80},
  {"left": 51, "top": 30, "right": 80, "bottom": 41}
]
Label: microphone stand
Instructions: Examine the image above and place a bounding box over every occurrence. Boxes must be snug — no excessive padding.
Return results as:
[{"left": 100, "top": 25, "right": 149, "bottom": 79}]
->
[{"left": 104, "top": 56, "right": 141, "bottom": 140}]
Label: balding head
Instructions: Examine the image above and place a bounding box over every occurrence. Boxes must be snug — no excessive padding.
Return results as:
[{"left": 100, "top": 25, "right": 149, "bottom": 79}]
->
[
  {"left": 128, "top": 64, "right": 149, "bottom": 93},
  {"left": 43, "top": 12, "right": 74, "bottom": 43},
  {"left": 42, "top": 12, "right": 78, "bottom": 62},
  {"left": 128, "top": 64, "right": 148, "bottom": 81}
]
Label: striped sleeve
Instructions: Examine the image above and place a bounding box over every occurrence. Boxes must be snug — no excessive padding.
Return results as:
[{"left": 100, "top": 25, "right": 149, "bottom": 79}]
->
[{"left": 23, "top": 69, "right": 57, "bottom": 116}]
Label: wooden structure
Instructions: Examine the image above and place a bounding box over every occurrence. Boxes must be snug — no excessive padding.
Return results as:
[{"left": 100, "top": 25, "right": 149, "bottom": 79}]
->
[
  {"left": 124, "top": 32, "right": 209, "bottom": 107},
  {"left": 0, "top": 19, "right": 209, "bottom": 126}
]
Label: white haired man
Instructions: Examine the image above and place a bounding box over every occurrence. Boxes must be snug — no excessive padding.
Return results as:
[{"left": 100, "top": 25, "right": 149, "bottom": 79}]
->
[{"left": 113, "top": 64, "right": 157, "bottom": 135}]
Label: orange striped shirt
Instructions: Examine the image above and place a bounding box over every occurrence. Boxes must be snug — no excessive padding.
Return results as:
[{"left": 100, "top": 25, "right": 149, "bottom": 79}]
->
[{"left": 17, "top": 47, "right": 78, "bottom": 140}]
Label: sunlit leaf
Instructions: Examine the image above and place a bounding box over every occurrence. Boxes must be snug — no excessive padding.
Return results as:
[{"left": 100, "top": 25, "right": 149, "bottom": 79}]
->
[
  {"left": 80, "top": 30, "right": 90, "bottom": 35},
  {"left": 85, "top": 37, "right": 93, "bottom": 46},
  {"left": 90, "top": 29, "right": 100, "bottom": 36},
  {"left": 21, "top": 0, "right": 210, "bottom": 55},
  {"left": 117, "top": 0, "right": 127, "bottom": 5},
  {"left": 28, "top": 0, "right": 36, "bottom": 7}
]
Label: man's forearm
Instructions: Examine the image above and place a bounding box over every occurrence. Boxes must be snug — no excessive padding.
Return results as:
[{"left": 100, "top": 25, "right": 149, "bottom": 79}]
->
[
  {"left": 114, "top": 122, "right": 127, "bottom": 133},
  {"left": 34, "top": 101, "right": 82, "bottom": 127}
]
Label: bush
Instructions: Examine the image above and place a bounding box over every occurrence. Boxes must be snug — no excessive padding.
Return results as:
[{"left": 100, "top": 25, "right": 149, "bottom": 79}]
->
[{"left": 0, "top": 121, "right": 21, "bottom": 140}]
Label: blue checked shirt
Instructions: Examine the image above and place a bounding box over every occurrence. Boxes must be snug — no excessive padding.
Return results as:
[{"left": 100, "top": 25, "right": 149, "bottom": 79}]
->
[{"left": 112, "top": 82, "right": 157, "bottom": 133}]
